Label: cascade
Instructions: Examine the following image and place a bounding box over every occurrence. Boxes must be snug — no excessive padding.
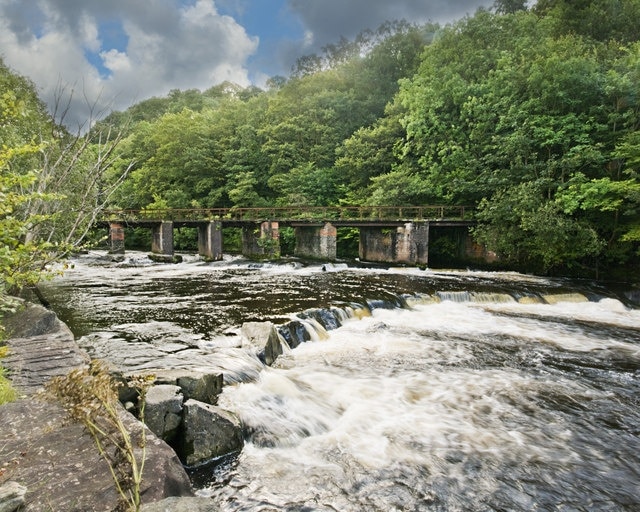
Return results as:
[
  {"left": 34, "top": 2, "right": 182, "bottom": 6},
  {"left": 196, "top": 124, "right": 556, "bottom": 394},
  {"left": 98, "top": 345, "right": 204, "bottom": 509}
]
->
[{"left": 39, "top": 252, "right": 640, "bottom": 511}]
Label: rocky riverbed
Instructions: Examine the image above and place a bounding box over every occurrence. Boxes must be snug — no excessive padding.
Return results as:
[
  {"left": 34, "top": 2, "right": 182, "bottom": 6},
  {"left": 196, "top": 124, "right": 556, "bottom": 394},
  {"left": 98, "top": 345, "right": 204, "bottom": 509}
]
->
[{"left": 0, "top": 302, "right": 226, "bottom": 511}]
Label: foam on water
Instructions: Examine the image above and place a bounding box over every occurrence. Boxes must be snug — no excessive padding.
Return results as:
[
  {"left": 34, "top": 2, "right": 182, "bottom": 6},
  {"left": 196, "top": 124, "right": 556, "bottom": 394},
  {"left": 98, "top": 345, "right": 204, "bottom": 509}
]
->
[
  {"left": 44, "top": 252, "right": 640, "bottom": 511},
  {"left": 205, "top": 298, "right": 640, "bottom": 510}
]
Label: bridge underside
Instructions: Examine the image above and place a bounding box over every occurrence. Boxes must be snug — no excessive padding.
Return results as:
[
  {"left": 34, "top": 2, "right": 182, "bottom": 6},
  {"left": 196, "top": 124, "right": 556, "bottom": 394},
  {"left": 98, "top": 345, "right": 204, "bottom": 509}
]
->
[{"left": 106, "top": 219, "right": 482, "bottom": 266}]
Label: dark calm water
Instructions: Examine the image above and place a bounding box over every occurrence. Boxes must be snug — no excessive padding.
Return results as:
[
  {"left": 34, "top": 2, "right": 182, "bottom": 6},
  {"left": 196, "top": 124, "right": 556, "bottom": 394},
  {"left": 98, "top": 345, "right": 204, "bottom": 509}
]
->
[{"left": 43, "top": 251, "right": 640, "bottom": 511}]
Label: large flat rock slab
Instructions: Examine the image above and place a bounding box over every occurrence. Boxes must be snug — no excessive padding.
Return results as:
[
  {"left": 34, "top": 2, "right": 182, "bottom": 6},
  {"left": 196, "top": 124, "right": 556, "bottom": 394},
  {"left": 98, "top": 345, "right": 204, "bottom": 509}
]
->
[
  {"left": 2, "top": 303, "right": 89, "bottom": 396},
  {"left": 3, "top": 330, "right": 89, "bottom": 396},
  {"left": 1, "top": 302, "right": 194, "bottom": 510},
  {"left": 0, "top": 399, "right": 194, "bottom": 511}
]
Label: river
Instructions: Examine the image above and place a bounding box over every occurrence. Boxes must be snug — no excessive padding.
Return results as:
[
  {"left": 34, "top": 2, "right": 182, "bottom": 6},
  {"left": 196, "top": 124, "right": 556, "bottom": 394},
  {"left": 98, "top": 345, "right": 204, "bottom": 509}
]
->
[{"left": 42, "top": 251, "right": 640, "bottom": 511}]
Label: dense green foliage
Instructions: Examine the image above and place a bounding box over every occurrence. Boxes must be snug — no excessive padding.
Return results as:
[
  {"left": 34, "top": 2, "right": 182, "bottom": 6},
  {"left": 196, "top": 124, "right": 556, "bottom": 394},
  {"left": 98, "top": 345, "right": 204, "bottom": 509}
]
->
[
  {"left": 1, "top": 59, "right": 131, "bottom": 312},
  {"left": 389, "top": 7, "right": 640, "bottom": 273},
  {"left": 3, "top": 1, "right": 640, "bottom": 279},
  {"left": 102, "top": 21, "right": 433, "bottom": 210},
  {"left": 97, "top": 3, "right": 640, "bottom": 276}
]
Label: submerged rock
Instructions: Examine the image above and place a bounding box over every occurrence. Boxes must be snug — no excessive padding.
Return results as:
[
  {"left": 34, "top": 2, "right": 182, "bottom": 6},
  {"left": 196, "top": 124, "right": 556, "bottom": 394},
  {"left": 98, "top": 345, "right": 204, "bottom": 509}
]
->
[
  {"left": 181, "top": 399, "right": 244, "bottom": 467},
  {"left": 141, "top": 496, "right": 220, "bottom": 512},
  {"left": 147, "top": 253, "right": 183, "bottom": 264},
  {"left": 278, "top": 319, "right": 311, "bottom": 349}
]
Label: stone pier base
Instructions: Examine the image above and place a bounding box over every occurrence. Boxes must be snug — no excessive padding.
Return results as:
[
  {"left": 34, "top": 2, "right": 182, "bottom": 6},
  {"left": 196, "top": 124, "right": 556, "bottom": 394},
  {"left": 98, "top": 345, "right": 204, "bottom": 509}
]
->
[
  {"left": 109, "top": 222, "right": 125, "bottom": 254},
  {"left": 198, "top": 221, "right": 223, "bottom": 261},
  {"left": 359, "top": 222, "right": 429, "bottom": 265},
  {"left": 242, "top": 221, "right": 280, "bottom": 259},
  {"left": 152, "top": 221, "right": 174, "bottom": 255},
  {"left": 294, "top": 222, "right": 337, "bottom": 260}
]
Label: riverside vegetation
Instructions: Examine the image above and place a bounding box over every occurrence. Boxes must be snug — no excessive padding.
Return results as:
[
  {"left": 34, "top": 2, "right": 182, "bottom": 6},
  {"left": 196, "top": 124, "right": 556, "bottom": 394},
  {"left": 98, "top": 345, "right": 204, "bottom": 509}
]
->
[{"left": 45, "top": 361, "right": 155, "bottom": 512}]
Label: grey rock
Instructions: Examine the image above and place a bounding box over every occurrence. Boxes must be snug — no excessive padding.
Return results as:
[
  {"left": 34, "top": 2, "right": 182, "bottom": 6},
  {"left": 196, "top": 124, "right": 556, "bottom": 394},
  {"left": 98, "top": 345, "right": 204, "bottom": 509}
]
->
[
  {"left": 177, "top": 373, "right": 223, "bottom": 404},
  {"left": 0, "top": 399, "right": 193, "bottom": 511},
  {"left": 141, "top": 496, "right": 220, "bottom": 512},
  {"left": 0, "top": 302, "right": 193, "bottom": 510},
  {"left": 0, "top": 481, "right": 27, "bottom": 512},
  {"left": 153, "top": 370, "right": 224, "bottom": 405},
  {"left": 241, "top": 321, "right": 288, "bottom": 365},
  {"left": 80, "top": 334, "right": 262, "bottom": 385},
  {"left": 2, "top": 302, "right": 89, "bottom": 396},
  {"left": 182, "top": 399, "right": 243, "bottom": 466},
  {"left": 1, "top": 301, "right": 60, "bottom": 338},
  {"left": 145, "top": 385, "right": 184, "bottom": 442}
]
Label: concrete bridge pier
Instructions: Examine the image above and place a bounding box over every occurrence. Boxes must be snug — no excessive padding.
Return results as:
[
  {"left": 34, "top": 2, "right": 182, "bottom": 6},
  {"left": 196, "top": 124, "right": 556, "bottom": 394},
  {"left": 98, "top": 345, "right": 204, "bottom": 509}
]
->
[
  {"left": 294, "top": 222, "right": 337, "bottom": 261},
  {"left": 198, "top": 221, "right": 223, "bottom": 261},
  {"left": 359, "top": 222, "right": 429, "bottom": 265},
  {"left": 242, "top": 221, "right": 280, "bottom": 259},
  {"left": 109, "top": 222, "right": 126, "bottom": 254},
  {"left": 151, "top": 221, "right": 174, "bottom": 255}
]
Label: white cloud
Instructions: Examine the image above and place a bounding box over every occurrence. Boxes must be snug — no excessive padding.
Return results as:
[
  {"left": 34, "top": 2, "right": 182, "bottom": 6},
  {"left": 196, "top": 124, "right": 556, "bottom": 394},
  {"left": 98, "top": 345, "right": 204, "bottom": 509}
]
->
[
  {"left": 100, "top": 49, "right": 130, "bottom": 73},
  {"left": 303, "top": 29, "right": 314, "bottom": 48},
  {"left": 0, "top": 0, "right": 258, "bottom": 128},
  {"left": 79, "top": 12, "right": 100, "bottom": 52},
  {"left": 0, "top": 0, "right": 495, "bottom": 127}
]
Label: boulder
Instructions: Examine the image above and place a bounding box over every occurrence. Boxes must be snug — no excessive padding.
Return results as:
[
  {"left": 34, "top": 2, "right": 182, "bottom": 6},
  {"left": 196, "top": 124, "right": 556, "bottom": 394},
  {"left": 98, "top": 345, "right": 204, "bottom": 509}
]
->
[
  {"left": 0, "top": 481, "right": 27, "bottom": 512},
  {"left": 145, "top": 385, "right": 184, "bottom": 443},
  {"left": 278, "top": 319, "right": 311, "bottom": 349},
  {"left": 151, "top": 370, "right": 224, "bottom": 406},
  {"left": 1, "top": 302, "right": 60, "bottom": 338},
  {"left": 177, "top": 373, "right": 223, "bottom": 405},
  {"left": 181, "top": 399, "right": 244, "bottom": 467},
  {"left": 0, "top": 399, "right": 194, "bottom": 511},
  {"left": 241, "top": 321, "right": 288, "bottom": 365}
]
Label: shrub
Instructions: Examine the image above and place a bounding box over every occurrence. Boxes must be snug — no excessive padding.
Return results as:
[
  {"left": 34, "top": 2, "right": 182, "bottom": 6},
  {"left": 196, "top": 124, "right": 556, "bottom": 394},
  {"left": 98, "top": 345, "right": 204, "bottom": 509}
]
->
[{"left": 46, "top": 360, "right": 154, "bottom": 512}]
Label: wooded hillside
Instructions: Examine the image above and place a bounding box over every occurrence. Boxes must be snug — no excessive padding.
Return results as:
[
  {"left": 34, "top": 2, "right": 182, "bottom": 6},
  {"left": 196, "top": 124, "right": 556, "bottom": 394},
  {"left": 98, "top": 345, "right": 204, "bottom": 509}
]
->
[{"left": 2, "top": 0, "right": 640, "bottom": 281}]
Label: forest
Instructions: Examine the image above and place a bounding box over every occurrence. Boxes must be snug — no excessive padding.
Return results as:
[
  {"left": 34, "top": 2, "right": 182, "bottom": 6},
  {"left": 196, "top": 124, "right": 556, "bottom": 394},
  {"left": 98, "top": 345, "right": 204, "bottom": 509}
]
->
[{"left": 2, "top": 0, "right": 640, "bottom": 306}]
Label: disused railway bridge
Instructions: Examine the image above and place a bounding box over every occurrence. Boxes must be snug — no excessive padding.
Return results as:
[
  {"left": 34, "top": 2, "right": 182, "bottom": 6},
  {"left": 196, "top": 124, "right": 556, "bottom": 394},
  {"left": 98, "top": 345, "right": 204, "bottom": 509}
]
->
[{"left": 102, "top": 206, "right": 486, "bottom": 266}]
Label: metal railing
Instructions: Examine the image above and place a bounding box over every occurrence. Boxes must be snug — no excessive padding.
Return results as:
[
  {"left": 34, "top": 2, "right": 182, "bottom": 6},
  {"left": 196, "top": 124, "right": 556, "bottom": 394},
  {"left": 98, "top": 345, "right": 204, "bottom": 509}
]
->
[{"left": 102, "top": 205, "right": 474, "bottom": 223}]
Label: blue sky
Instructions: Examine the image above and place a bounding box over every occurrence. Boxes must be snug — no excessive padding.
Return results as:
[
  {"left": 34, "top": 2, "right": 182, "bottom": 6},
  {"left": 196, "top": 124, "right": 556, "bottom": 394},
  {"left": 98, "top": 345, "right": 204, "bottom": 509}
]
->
[{"left": 0, "top": 0, "right": 494, "bottom": 128}]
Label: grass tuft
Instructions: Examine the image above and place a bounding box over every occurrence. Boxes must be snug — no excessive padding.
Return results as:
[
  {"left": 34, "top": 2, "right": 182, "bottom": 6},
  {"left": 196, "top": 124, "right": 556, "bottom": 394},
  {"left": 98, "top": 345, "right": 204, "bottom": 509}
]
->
[{"left": 0, "top": 352, "right": 16, "bottom": 404}]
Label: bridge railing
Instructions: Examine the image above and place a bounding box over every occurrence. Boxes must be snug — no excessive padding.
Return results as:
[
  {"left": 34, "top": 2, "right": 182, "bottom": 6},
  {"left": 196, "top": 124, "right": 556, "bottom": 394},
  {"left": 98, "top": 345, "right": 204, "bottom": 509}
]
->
[{"left": 102, "top": 205, "right": 474, "bottom": 223}]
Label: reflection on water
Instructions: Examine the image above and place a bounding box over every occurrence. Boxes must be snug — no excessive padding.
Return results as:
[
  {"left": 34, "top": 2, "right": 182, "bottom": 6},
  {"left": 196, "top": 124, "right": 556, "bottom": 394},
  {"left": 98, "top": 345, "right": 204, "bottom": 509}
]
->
[{"left": 43, "top": 252, "right": 640, "bottom": 511}]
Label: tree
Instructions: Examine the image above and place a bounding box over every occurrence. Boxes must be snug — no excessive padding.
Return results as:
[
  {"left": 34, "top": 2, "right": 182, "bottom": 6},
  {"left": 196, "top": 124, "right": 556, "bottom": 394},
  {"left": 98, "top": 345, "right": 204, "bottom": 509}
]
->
[
  {"left": 493, "top": 0, "right": 528, "bottom": 14},
  {"left": 534, "top": 0, "right": 640, "bottom": 43},
  {"left": 1, "top": 60, "right": 133, "bottom": 306},
  {"left": 473, "top": 183, "right": 604, "bottom": 272},
  {"left": 0, "top": 137, "right": 55, "bottom": 299}
]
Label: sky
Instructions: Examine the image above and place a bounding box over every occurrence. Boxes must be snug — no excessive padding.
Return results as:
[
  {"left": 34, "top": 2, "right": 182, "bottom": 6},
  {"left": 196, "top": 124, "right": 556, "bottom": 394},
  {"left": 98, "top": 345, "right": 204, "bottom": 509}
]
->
[{"left": 0, "top": 0, "right": 495, "bottom": 129}]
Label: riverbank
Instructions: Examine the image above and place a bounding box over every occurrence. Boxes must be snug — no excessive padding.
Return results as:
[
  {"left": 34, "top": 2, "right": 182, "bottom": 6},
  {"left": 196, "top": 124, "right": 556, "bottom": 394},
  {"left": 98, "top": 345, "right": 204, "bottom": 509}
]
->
[{"left": 0, "top": 301, "right": 202, "bottom": 511}]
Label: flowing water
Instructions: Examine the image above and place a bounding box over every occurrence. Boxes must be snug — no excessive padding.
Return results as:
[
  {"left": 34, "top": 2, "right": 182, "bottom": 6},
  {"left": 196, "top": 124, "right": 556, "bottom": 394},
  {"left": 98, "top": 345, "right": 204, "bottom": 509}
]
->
[{"left": 42, "top": 251, "right": 640, "bottom": 511}]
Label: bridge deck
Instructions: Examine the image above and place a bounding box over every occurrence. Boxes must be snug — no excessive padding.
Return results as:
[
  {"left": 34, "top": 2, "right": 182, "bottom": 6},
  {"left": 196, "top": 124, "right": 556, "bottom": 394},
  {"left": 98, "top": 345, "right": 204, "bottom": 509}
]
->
[{"left": 101, "top": 206, "right": 475, "bottom": 226}]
